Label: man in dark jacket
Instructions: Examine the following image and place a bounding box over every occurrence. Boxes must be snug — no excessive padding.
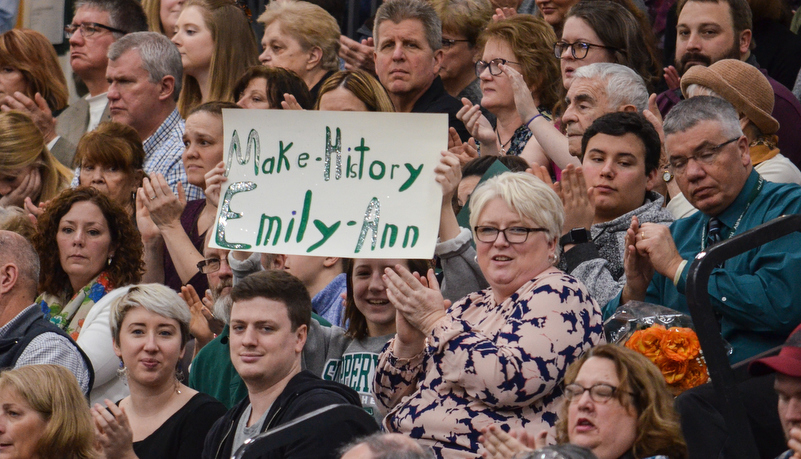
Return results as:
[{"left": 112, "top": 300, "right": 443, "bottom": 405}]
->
[
  {"left": 0, "top": 231, "right": 93, "bottom": 395},
  {"left": 202, "top": 270, "right": 378, "bottom": 459}
]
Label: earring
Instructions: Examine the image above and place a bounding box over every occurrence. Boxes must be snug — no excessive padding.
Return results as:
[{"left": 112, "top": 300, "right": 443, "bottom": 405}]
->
[
  {"left": 474, "top": 255, "right": 478, "bottom": 263},
  {"left": 107, "top": 255, "right": 113, "bottom": 266},
  {"left": 548, "top": 253, "right": 557, "bottom": 264}
]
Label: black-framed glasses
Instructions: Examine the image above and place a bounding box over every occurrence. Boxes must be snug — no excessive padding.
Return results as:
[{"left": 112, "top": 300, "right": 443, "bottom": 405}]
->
[
  {"left": 64, "top": 22, "right": 127, "bottom": 39},
  {"left": 563, "top": 383, "right": 633, "bottom": 403},
  {"left": 442, "top": 38, "right": 470, "bottom": 49},
  {"left": 197, "top": 258, "right": 221, "bottom": 274},
  {"left": 553, "top": 41, "right": 619, "bottom": 60},
  {"left": 473, "top": 226, "right": 546, "bottom": 244},
  {"left": 668, "top": 137, "right": 740, "bottom": 174},
  {"left": 474, "top": 58, "right": 522, "bottom": 77}
]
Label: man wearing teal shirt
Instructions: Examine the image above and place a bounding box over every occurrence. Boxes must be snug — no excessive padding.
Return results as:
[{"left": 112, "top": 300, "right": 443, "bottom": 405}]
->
[{"left": 607, "top": 96, "right": 801, "bottom": 364}]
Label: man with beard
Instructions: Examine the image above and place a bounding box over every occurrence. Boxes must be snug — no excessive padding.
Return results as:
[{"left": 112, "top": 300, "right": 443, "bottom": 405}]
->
[
  {"left": 188, "top": 233, "right": 350, "bottom": 408},
  {"left": 657, "top": 0, "right": 801, "bottom": 167}
]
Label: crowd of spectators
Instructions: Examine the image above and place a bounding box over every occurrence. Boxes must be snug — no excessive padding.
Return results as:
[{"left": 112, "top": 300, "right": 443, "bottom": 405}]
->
[{"left": 0, "top": 0, "right": 801, "bottom": 457}]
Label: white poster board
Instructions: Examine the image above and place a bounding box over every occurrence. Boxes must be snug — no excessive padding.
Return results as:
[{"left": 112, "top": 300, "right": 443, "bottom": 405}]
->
[{"left": 210, "top": 109, "right": 446, "bottom": 259}]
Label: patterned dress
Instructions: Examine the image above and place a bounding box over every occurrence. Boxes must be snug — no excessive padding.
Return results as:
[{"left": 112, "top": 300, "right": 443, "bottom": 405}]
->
[{"left": 374, "top": 270, "right": 605, "bottom": 458}]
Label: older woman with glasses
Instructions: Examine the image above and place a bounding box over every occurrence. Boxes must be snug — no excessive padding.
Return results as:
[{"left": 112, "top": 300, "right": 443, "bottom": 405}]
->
[
  {"left": 456, "top": 15, "right": 578, "bottom": 172},
  {"left": 376, "top": 172, "right": 604, "bottom": 458},
  {"left": 481, "top": 344, "right": 688, "bottom": 459}
]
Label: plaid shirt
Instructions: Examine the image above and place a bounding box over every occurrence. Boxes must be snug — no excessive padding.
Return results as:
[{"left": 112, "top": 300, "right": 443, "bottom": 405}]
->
[
  {"left": 71, "top": 109, "right": 204, "bottom": 201},
  {"left": 0, "top": 304, "right": 91, "bottom": 394},
  {"left": 142, "top": 109, "right": 204, "bottom": 201}
]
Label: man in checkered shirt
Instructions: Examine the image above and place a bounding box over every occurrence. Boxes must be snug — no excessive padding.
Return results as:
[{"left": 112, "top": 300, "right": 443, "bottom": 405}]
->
[{"left": 104, "top": 31, "right": 203, "bottom": 200}]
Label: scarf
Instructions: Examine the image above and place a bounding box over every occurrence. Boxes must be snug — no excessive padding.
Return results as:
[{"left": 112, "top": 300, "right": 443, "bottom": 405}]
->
[{"left": 37, "top": 272, "right": 114, "bottom": 340}]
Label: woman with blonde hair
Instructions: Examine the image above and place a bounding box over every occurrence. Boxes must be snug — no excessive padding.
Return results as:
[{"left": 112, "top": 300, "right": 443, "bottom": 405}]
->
[
  {"left": 315, "top": 70, "right": 395, "bottom": 112},
  {"left": 172, "top": 0, "right": 258, "bottom": 116},
  {"left": 258, "top": 0, "right": 341, "bottom": 100},
  {"left": 0, "top": 111, "right": 71, "bottom": 208},
  {"left": 0, "top": 364, "right": 95, "bottom": 459},
  {"left": 142, "top": 0, "right": 185, "bottom": 39}
]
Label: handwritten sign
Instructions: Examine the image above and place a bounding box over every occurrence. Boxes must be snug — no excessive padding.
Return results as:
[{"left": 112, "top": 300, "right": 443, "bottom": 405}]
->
[{"left": 210, "top": 110, "right": 446, "bottom": 258}]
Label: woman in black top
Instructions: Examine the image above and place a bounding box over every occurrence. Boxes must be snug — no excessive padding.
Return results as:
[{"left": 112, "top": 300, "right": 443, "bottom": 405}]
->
[{"left": 91, "top": 284, "right": 227, "bottom": 459}]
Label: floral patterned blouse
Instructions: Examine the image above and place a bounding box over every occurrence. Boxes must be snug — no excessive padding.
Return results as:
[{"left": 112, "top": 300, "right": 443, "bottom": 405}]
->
[{"left": 373, "top": 270, "right": 605, "bottom": 458}]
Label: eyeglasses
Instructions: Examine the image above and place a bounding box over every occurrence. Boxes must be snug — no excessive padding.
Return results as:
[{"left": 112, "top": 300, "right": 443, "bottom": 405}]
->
[
  {"left": 442, "top": 38, "right": 470, "bottom": 49},
  {"left": 474, "top": 58, "right": 522, "bottom": 77},
  {"left": 473, "top": 226, "right": 546, "bottom": 244},
  {"left": 563, "top": 383, "right": 633, "bottom": 403},
  {"left": 553, "top": 41, "right": 619, "bottom": 60},
  {"left": 668, "top": 137, "right": 740, "bottom": 174},
  {"left": 64, "top": 22, "right": 127, "bottom": 39},
  {"left": 197, "top": 257, "right": 222, "bottom": 274}
]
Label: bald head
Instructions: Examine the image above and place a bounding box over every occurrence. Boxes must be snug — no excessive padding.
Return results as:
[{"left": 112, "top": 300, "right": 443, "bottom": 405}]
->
[
  {"left": 0, "top": 231, "right": 40, "bottom": 300},
  {"left": 339, "top": 433, "right": 433, "bottom": 459}
]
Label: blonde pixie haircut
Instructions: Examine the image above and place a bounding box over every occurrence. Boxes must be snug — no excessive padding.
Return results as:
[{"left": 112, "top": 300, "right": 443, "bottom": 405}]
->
[
  {"left": 556, "top": 344, "right": 688, "bottom": 459},
  {"left": 0, "top": 365, "right": 95, "bottom": 459},
  {"left": 468, "top": 172, "right": 564, "bottom": 241},
  {"left": 176, "top": 0, "right": 259, "bottom": 117},
  {"left": 258, "top": 0, "right": 341, "bottom": 73},
  {"left": 0, "top": 111, "right": 71, "bottom": 202},
  {"left": 110, "top": 283, "right": 192, "bottom": 349},
  {"left": 314, "top": 70, "right": 395, "bottom": 112}
]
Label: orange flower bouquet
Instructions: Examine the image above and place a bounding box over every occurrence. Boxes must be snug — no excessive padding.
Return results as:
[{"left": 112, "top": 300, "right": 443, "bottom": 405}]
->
[
  {"left": 625, "top": 325, "right": 708, "bottom": 394},
  {"left": 606, "top": 302, "right": 711, "bottom": 395}
]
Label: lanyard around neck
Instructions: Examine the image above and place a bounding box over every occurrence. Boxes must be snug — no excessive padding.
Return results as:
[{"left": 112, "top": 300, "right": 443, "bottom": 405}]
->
[{"left": 700, "top": 176, "right": 764, "bottom": 251}]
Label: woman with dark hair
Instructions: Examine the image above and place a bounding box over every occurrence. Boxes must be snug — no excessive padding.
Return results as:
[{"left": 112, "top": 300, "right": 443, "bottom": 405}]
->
[
  {"left": 558, "top": 1, "right": 661, "bottom": 93},
  {"left": 75, "top": 122, "right": 146, "bottom": 217},
  {"left": 234, "top": 65, "right": 314, "bottom": 110},
  {"left": 32, "top": 186, "right": 144, "bottom": 403},
  {"left": 481, "top": 344, "right": 688, "bottom": 459},
  {"left": 0, "top": 365, "right": 95, "bottom": 459},
  {"left": 332, "top": 257, "right": 431, "bottom": 424},
  {"left": 139, "top": 101, "right": 238, "bottom": 296},
  {"left": 172, "top": 0, "right": 258, "bottom": 116},
  {"left": 92, "top": 284, "right": 227, "bottom": 459}
]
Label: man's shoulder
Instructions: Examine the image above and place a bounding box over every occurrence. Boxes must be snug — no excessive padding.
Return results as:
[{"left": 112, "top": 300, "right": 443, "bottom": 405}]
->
[{"left": 412, "top": 77, "right": 462, "bottom": 114}]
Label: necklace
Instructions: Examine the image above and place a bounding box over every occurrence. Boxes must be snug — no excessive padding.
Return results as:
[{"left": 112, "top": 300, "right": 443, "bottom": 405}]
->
[{"left": 496, "top": 129, "right": 513, "bottom": 155}]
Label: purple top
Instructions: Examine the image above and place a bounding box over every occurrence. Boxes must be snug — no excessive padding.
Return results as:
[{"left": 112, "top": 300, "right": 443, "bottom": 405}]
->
[{"left": 163, "top": 199, "right": 208, "bottom": 295}]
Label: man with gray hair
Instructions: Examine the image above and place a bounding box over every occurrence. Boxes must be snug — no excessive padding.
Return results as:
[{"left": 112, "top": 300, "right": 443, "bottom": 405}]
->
[
  {"left": 4, "top": 0, "right": 147, "bottom": 167},
  {"left": 607, "top": 96, "right": 801, "bottom": 364},
  {"left": 0, "top": 231, "right": 93, "bottom": 395},
  {"left": 339, "top": 433, "right": 435, "bottom": 459},
  {"left": 106, "top": 31, "right": 201, "bottom": 200},
  {"left": 562, "top": 63, "right": 649, "bottom": 158},
  {"left": 373, "top": 0, "right": 469, "bottom": 140}
]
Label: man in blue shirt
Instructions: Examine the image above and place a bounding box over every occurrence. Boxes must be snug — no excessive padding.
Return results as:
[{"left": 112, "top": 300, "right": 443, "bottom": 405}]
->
[{"left": 608, "top": 96, "right": 801, "bottom": 364}]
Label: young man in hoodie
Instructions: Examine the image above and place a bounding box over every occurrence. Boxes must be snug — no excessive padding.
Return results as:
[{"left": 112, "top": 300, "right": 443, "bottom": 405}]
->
[
  {"left": 202, "top": 270, "right": 378, "bottom": 459},
  {"left": 556, "top": 111, "right": 673, "bottom": 308}
]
